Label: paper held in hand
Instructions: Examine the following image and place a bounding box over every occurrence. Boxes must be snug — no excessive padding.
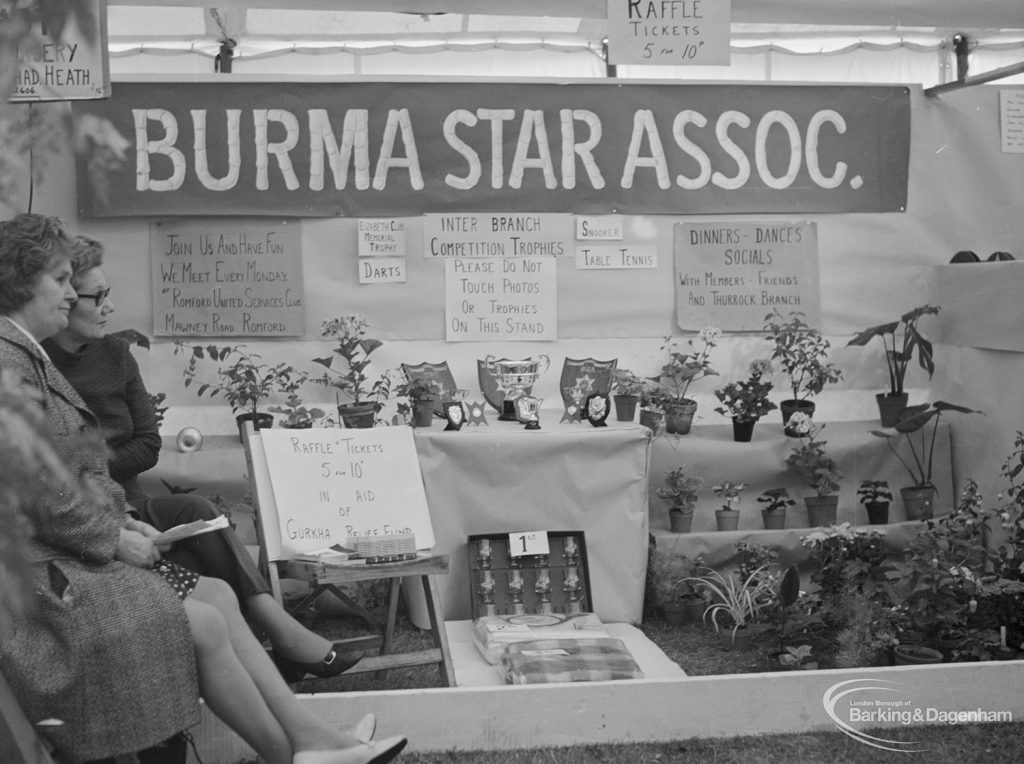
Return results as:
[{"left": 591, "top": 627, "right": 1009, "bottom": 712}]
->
[{"left": 152, "top": 514, "right": 229, "bottom": 545}]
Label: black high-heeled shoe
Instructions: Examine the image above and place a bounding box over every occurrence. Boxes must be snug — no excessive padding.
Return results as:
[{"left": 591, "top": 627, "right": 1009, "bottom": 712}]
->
[{"left": 273, "top": 645, "right": 363, "bottom": 682}]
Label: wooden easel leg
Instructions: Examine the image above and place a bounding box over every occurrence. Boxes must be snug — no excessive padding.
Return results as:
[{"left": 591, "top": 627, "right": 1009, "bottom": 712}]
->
[{"left": 421, "top": 574, "right": 456, "bottom": 687}]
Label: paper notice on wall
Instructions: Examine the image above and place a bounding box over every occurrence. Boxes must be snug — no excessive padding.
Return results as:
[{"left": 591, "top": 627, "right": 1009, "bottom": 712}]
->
[
  {"left": 1000, "top": 89, "right": 1024, "bottom": 153},
  {"left": 357, "top": 218, "right": 406, "bottom": 256},
  {"left": 445, "top": 257, "right": 557, "bottom": 341},
  {"left": 606, "top": 0, "right": 731, "bottom": 66},
  {"left": 423, "top": 213, "right": 572, "bottom": 258},
  {"left": 674, "top": 221, "right": 821, "bottom": 331}
]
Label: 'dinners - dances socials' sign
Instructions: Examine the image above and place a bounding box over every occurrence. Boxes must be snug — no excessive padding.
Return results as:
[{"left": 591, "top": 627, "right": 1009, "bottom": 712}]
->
[{"left": 74, "top": 81, "right": 909, "bottom": 218}]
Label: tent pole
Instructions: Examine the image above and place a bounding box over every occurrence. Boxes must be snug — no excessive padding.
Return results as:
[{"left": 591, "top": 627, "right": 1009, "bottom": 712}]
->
[{"left": 925, "top": 60, "right": 1024, "bottom": 96}]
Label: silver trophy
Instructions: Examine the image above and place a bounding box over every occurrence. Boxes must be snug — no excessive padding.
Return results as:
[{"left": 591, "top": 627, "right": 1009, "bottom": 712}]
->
[{"left": 484, "top": 354, "right": 550, "bottom": 425}]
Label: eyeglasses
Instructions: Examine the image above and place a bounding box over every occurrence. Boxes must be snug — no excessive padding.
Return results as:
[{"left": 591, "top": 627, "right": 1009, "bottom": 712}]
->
[{"left": 74, "top": 287, "right": 111, "bottom": 307}]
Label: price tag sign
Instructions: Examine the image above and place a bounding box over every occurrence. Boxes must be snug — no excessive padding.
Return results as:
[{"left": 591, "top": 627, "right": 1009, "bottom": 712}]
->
[{"left": 508, "top": 530, "right": 550, "bottom": 557}]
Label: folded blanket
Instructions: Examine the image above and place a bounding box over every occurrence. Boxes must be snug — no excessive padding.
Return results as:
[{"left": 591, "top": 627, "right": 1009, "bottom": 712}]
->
[
  {"left": 501, "top": 637, "right": 644, "bottom": 684},
  {"left": 472, "top": 613, "right": 608, "bottom": 664}
]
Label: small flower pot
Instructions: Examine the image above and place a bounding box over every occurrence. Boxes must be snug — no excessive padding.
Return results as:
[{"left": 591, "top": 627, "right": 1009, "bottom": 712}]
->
[
  {"left": 338, "top": 402, "right": 376, "bottom": 429},
  {"left": 901, "top": 486, "right": 936, "bottom": 521},
  {"left": 876, "top": 392, "right": 909, "bottom": 427},
  {"left": 235, "top": 412, "right": 273, "bottom": 442},
  {"left": 663, "top": 597, "right": 703, "bottom": 626},
  {"left": 663, "top": 399, "right": 698, "bottom": 435},
  {"left": 725, "top": 626, "right": 753, "bottom": 651},
  {"left": 411, "top": 398, "right": 438, "bottom": 428},
  {"left": 780, "top": 399, "right": 815, "bottom": 437},
  {"left": 613, "top": 394, "right": 640, "bottom": 422},
  {"left": 761, "top": 507, "right": 786, "bottom": 530},
  {"left": 638, "top": 407, "right": 664, "bottom": 433},
  {"left": 731, "top": 417, "right": 757, "bottom": 442},
  {"left": 804, "top": 494, "right": 838, "bottom": 527},
  {"left": 864, "top": 500, "right": 890, "bottom": 525},
  {"left": 715, "top": 508, "right": 740, "bottom": 531},
  {"left": 669, "top": 506, "right": 694, "bottom": 533}
]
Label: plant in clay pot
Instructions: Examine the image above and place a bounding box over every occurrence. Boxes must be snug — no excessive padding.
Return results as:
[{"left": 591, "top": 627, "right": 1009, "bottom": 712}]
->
[
  {"left": 857, "top": 479, "right": 893, "bottom": 525},
  {"left": 714, "top": 358, "right": 777, "bottom": 442},
  {"left": 681, "top": 565, "right": 776, "bottom": 648},
  {"left": 313, "top": 314, "right": 390, "bottom": 428},
  {"left": 757, "top": 487, "right": 795, "bottom": 530},
  {"left": 647, "top": 551, "right": 706, "bottom": 625},
  {"left": 175, "top": 342, "right": 300, "bottom": 438},
  {"left": 396, "top": 376, "right": 444, "bottom": 428},
  {"left": 609, "top": 368, "right": 645, "bottom": 422},
  {"left": 870, "top": 401, "right": 982, "bottom": 520},
  {"left": 710, "top": 480, "right": 746, "bottom": 531},
  {"left": 656, "top": 465, "right": 704, "bottom": 533},
  {"left": 762, "top": 310, "right": 843, "bottom": 435},
  {"left": 785, "top": 413, "right": 843, "bottom": 526},
  {"left": 846, "top": 304, "right": 940, "bottom": 426},
  {"left": 647, "top": 328, "right": 720, "bottom": 435}
]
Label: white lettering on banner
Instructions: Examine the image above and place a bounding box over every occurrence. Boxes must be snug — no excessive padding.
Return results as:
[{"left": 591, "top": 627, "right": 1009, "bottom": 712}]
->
[{"left": 132, "top": 106, "right": 858, "bottom": 194}]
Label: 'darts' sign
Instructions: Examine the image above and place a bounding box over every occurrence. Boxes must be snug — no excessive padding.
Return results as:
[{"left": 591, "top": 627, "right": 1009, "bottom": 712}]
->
[
  {"left": 151, "top": 219, "right": 304, "bottom": 337},
  {"left": 74, "top": 81, "right": 910, "bottom": 217},
  {"left": 674, "top": 221, "right": 820, "bottom": 331}
]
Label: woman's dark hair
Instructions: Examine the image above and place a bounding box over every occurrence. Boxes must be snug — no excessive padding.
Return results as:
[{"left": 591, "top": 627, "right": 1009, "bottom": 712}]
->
[
  {"left": 69, "top": 234, "right": 105, "bottom": 290},
  {"left": 0, "top": 214, "right": 74, "bottom": 313}
]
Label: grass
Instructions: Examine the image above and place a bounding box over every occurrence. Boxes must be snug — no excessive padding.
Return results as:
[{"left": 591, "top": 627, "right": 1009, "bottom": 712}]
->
[{"left": 271, "top": 606, "right": 1024, "bottom": 763}]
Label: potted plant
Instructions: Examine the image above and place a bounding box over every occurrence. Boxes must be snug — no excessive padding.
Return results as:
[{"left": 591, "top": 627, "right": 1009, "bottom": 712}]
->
[
  {"left": 710, "top": 480, "right": 746, "bottom": 531},
  {"left": 646, "top": 328, "right": 720, "bottom": 435},
  {"left": 846, "top": 304, "right": 940, "bottom": 426},
  {"left": 175, "top": 341, "right": 299, "bottom": 440},
  {"left": 857, "top": 479, "right": 893, "bottom": 525},
  {"left": 713, "top": 358, "right": 778, "bottom": 442},
  {"left": 609, "top": 368, "right": 644, "bottom": 422},
  {"left": 763, "top": 310, "right": 843, "bottom": 436},
  {"left": 785, "top": 413, "right": 843, "bottom": 526},
  {"left": 648, "top": 553, "right": 705, "bottom": 625},
  {"left": 269, "top": 369, "right": 326, "bottom": 429},
  {"left": 656, "top": 465, "right": 704, "bottom": 533},
  {"left": 638, "top": 379, "right": 667, "bottom": 432},
  {"left": 682, "top": 564, "right": 776, "bottom": 649},
  {"left": 757, "top": 487, "right": 795, "bottom": 530},
  {"left": 396, "top": 376, "right": 443, "bottom": 428},
  {"left": 871, "top": 401, "right": 982, "bottom": 520},
  {"left": 313, "top": 314, "right": 390, "bottom": 428}
]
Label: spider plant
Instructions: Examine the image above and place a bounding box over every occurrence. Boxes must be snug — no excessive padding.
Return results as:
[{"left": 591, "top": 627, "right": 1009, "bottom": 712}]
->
[{"left": 682, "top": 564, "right": 776, "bottom": 643}]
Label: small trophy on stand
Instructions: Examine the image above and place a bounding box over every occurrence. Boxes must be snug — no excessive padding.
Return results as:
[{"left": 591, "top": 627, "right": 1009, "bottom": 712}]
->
[
  {"left": 507, "top": 556, "right": 526, "bottom": 614},
  {"left": 476, "top": 539, "right": 498, "bottom": 616},
  {"left": 534, "top": 555, "right": 553, "bottom": 614},
  {"left": 562, "top": 536, "right": 583, "bottom": 613},
  {"left": 485, "top": 355, "right": 549, "bottom": 426},
  {"left": 443, "top": 389, "right": 469, "bottom": 431}
]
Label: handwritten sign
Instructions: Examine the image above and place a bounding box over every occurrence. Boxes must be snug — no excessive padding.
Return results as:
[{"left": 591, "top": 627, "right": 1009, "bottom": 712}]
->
[
  {"left": 607, "top": 0, "right": 731, "bottom": 67},
  {"left": 576, "top": 215, "right": 623, "bottom": 240},
  {"left": 150, "top": 219, "right": 304, "bottom": 337},
  {"left": 255, "top": 427, "right": 435, "bottom": 559},
  {"left": 359, "top": 257, "right": 407, "bottom": 284},
  {"left": 7, "top": 0, "right": 109, "bottom": 101},
  {"left": 424, "top": 213, "right": 572, "bottom": 258},
  {"left": 445, "top": 257, "right": 557, "bottom": 341},
  {"left": 674, "top": 221, "right": 820, "bottom": 331},
  {"left": 357, "top": 218, "right": 406, "bottom": 256},
  {"left": 575, "top": 245, "right": 658, "bottom": 269},
  {"left": 1000, "top": 89, "right": 1024, "bottom": 154}
]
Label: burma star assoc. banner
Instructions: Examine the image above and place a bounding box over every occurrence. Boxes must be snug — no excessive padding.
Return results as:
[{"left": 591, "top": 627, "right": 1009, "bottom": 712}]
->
[{"left": 74, "top": 80, "right": 909, "bottom": 218}]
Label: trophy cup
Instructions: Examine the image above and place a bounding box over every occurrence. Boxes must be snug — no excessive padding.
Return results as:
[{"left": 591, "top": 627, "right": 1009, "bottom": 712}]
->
[{"left": 484, "top": 354, "right": 550, "bottom": 424}]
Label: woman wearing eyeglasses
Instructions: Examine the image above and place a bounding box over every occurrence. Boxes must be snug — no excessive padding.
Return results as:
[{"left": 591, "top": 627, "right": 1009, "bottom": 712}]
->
[{"left": 41, "top": 234, "right": 365, "bottom": 683}]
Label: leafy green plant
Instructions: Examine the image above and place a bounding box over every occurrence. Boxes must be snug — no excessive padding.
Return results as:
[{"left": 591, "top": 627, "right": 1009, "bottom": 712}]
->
[
  {"left": 857, "top": 479, "right": 892, "bottom": 505},
  {"left": 174, "top": 342, "right": 299, "bottom": 420},
  {"left": 647, "top": 328, "right": 720, "bottom": 404},
  {"left": 656, "top": 466, "right": 704, "bottom": 510},
  {"left": 713, "top": 359, "right": 778, "bottom": 422},
  {"left": 710, "top": 480, "right": 746, "bottom": 510},
  {"left": 268, "top": 368, "right": 326, "bottom": 427},
  {"left": 763, "top": 310, "right": 842, "bottom": 403},
  {"left": 871, "top": 401, "right": 981, "bottom": 489},
  {"left": 785, "top": 414, "right": 842, "bottom": 496},
  {"left": 610, "top": 369, "right": 645, "bottom": 398},
  {"left": 757, "top": 487, "right": 796, "bottom": 513},
  {"left": 314, "top": 314, "right": 388, "bottom": 409},
  {"left": 682, "top": 565, "right": 776, "bottom": 643},
  {"left": 846, "top": 304, "right": 940, "bottom": 397}
]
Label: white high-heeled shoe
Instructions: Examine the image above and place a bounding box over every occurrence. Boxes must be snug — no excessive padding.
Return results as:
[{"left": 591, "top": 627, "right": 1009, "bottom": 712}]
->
[
  {"left": 352, "top": 712, "right": 376, "bottom": 743},
  {"left": 293, "top": 735, "right": 407, "bottom": 764}
]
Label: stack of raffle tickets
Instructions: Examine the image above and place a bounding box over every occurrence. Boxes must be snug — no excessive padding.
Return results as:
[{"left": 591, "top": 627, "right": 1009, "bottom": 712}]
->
[{"left": 471, "top": 613, "right": 643, "bottom": 683}]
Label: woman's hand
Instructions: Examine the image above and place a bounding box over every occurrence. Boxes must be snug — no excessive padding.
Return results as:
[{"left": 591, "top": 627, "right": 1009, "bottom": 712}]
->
[
  {"left": 116, "top": 527, "right": 160, "bottom": 568},
  {"left": 125, "top": 517, "right": 172, "bottom": 552}
]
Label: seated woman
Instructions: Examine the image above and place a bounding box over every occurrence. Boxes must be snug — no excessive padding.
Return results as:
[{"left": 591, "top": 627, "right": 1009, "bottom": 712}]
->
[
  {"left": 42, "top": 233, "right": 361, "bottom": 681},
  {"left": 0, "top": 213, "right": 406, "bottom": 764}
]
